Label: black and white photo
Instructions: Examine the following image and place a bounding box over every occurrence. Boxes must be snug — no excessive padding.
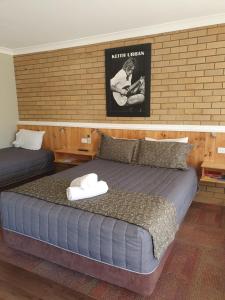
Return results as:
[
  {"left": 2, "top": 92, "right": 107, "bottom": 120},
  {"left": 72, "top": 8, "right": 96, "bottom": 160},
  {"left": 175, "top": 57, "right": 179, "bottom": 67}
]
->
[{"left": 105, "top": 43, "right": 151, "bottom": 117}]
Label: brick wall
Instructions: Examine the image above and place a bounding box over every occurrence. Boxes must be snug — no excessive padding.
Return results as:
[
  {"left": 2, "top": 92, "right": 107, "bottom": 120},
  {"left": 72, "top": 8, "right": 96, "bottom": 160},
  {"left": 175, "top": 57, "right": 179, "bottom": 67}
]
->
[{"left": 14, "top": 23, "right": 225, "bottom": 124}]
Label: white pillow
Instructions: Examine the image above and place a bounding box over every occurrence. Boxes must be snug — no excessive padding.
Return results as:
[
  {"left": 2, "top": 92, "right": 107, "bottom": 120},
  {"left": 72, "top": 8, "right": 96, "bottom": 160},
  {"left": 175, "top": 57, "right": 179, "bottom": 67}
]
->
[
  {"left": 145, "top": 136, "right": 188, "bottom": 143},
  {"left": 13, "top": 129, "right": 45, "bottom": 150},
  {"left": 12, "top": 130, "right": 23, "bottom": 147}
]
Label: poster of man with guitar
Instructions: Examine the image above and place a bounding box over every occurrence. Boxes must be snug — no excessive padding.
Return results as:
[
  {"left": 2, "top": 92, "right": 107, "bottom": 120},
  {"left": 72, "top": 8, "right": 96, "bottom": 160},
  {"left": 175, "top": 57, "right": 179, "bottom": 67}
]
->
[
  {"left": 110, "top": 58, "right": 145, "bottom": 107},
  {"left": 105, "top": 43, "right": 151, "bottom": 117}
]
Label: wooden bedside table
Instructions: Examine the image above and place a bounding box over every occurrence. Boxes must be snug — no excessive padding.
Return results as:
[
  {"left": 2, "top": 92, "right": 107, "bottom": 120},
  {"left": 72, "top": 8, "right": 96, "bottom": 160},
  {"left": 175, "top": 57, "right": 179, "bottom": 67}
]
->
[
  {"left": 196, "top": 159, "right": 225, "bottom": 206},
  {"left": 54, "top": 148, "right": 96, "bottom": 167},
  {"left": 200, "top": 160, "right": 225, "bottom": 185}
]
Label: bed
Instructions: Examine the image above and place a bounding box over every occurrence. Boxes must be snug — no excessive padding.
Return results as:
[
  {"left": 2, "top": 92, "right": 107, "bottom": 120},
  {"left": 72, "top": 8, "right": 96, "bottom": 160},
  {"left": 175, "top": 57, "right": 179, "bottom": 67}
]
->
[
  {"left": 0, "top": 147, "right": 54, "bottom": 189},
  {"left": 0, "top": 156, "right": 198, "bottom": 296}
]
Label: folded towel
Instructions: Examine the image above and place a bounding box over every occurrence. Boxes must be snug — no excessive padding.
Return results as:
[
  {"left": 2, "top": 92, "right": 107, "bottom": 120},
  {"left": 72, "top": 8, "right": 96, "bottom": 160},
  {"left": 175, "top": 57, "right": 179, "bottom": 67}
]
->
[
  {"left": 70, "top": 173, "right": 98, "bottom": 190},
  {"left": 67, "top": 181, "right": 108, "bottom": 201}
]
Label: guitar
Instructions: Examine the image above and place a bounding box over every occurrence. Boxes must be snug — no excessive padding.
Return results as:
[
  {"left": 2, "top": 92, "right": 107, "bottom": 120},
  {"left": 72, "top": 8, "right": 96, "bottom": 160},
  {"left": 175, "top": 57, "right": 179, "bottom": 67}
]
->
[{"left": 112, "top": 77, "right": 144, "bottom": 106}]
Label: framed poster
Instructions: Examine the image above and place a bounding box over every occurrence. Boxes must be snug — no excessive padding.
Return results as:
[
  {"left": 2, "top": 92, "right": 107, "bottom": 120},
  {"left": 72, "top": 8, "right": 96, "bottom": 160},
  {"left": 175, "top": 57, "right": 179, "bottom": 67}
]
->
[{"left": 105, "top": 43, "right": 151, "bottom": 117}]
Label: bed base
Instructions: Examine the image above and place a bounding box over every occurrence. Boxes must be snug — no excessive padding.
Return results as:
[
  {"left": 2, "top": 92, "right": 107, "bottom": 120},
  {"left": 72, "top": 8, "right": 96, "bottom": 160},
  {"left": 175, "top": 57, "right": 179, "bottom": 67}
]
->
[
  {"left": 0, "top": 165, "right": 54, "bottom": 192},
  {"left": 2, "top": 229, "right": 173, "bottom": 296}
]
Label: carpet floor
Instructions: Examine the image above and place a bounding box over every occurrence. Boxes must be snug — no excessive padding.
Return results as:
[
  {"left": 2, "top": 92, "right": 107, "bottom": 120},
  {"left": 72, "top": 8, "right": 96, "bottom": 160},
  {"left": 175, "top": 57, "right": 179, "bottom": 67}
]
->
[{"left": 0, "top": 202, "right": 224, "bottom": 300}]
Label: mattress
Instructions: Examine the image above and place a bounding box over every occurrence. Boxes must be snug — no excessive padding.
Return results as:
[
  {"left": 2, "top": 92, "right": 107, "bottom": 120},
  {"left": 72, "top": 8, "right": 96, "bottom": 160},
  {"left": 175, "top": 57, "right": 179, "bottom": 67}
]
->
[
  {"left": 0, "top": 159, "right": 197, "bottom": 274},
  {"left": 0, "top": 147, "right": 54, "bottom": 188}
]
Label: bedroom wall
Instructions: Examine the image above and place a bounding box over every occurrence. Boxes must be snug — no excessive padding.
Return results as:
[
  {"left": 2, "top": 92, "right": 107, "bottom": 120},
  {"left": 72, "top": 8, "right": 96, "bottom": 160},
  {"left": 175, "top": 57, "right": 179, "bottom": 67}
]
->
[
  {"left": 14, "top": 23, "right": 225, "bottom": 125},
  {"left": 0, "top": 53, "right": 18, "bottom": 148}
]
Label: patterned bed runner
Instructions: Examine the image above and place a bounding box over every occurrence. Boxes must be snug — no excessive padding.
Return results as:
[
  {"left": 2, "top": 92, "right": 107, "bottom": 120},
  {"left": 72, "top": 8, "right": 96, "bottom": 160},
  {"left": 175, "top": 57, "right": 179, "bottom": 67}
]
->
[{"left": 9, "top": 176, "right": 178, "bottom": 259}]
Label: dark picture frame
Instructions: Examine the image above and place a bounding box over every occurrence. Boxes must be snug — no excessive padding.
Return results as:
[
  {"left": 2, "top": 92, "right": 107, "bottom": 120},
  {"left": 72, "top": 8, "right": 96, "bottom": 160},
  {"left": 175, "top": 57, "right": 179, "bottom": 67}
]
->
[{"left": 105, "top": 43, "right": 151, "bottom": 117}]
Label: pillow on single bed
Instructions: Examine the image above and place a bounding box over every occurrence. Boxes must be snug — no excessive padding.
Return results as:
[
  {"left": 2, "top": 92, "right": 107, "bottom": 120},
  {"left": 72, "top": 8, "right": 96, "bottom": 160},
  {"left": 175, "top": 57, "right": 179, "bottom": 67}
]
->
[
  {"left": 145, "top": 136, "right": 188, "bottom": 143},
  {"left": 97, "top": 134, "right": 139, "bottom": 163},
  {"left": 137, "top": 139, "right": 192, "bottom": 170},
  {"left": 13, "top": 129, "right": 45, "bottom": 150}
]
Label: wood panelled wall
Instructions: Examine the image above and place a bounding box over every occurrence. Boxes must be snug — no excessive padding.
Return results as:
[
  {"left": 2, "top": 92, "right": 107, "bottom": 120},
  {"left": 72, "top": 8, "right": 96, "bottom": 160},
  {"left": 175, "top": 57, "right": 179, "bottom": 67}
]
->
[
  {"left": 18, "top": 125, "right": 225, "bottom": 172},
  {"left": 15, "top": 24, "right": 225, "bottom": 125}
]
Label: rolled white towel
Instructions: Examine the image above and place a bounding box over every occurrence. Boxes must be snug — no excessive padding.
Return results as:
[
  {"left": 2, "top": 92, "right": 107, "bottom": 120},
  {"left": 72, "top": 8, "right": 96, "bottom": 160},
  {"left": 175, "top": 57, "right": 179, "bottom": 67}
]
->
[
  {"left": 67, "top": 180, "right": 108, "bottom": 201},
  {"left": 70, "top": 173, "right": 98, "bottom": 190}
]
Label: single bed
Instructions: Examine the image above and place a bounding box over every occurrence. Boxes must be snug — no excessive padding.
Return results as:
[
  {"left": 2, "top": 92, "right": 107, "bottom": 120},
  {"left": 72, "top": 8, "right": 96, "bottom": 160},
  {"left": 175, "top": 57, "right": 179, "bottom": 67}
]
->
[
  {"left": 0, "top": 158, "right": 198, "bottom": 295},
  {"left": 0, "top": 147, "right": 54, "bottom": 189}
]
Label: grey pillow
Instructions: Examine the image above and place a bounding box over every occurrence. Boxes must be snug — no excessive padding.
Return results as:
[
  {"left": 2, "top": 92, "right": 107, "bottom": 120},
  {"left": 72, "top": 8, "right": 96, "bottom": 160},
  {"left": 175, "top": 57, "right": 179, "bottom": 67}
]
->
[
  {"left": 137, "top": 140, "right": 193, "bottom": 169},
  {"left": 97, "top": 134, "right": 139, "bottom": 164}
]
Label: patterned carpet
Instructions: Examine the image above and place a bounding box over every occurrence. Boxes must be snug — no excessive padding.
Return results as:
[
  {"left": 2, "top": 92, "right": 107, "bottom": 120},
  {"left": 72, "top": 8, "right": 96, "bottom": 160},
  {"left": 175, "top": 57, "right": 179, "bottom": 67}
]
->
[{"left": 0, "top": 202, "right": 224, "bottom": 300}]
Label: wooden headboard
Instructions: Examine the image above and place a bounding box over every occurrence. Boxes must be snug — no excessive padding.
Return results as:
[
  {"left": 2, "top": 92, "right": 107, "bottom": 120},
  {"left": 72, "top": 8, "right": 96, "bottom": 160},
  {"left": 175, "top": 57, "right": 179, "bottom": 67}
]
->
[{"left": 18, "top": 125, "right": 225, "bottom": 172}]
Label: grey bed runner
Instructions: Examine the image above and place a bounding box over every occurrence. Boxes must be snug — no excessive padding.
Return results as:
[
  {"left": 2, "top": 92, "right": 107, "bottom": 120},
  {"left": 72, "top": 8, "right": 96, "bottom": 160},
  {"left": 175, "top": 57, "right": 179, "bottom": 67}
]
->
[{"left": 9, "top": 176, "right": 178, "bottom": 259}]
